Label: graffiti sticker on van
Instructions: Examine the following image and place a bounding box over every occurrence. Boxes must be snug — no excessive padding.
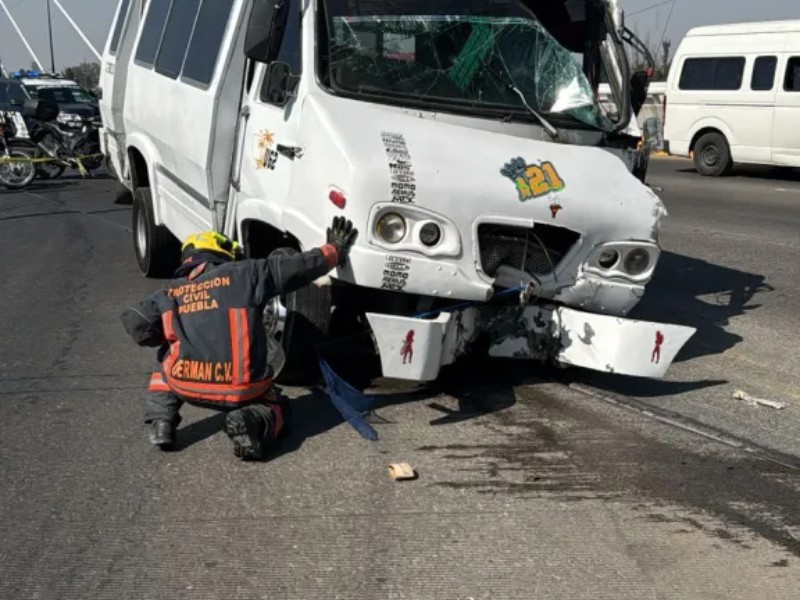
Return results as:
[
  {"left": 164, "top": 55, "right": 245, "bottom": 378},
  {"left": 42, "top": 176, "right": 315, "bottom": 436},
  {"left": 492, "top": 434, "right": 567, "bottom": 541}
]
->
[
  {"left": 254, "top": 130, "right": 278, "bottom": 170},
  {"left": 501, "top": 157, "right": 565, "bottom": 202}
]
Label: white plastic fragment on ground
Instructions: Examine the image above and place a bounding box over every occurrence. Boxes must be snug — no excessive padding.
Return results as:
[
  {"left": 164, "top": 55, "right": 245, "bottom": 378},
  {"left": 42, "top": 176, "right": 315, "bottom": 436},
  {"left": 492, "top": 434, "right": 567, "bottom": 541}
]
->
[{"left": 733, "top": 390, "right": 786, "bottom": 410}]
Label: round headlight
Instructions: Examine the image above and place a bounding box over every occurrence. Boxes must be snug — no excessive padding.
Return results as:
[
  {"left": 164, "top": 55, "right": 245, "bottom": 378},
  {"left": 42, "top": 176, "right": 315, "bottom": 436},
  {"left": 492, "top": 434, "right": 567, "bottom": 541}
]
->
[
  {"left": 419, "top": 222, "right": 442, "bottom": 247},
  {"left": 597, "top": 249, "right": 619, "bottom": 269},
  {"left": 623, "top": 249, "right": 650, "bottom": 275},
  {"left": 376, "top": 213, "right": 407, "bottom": 244}
]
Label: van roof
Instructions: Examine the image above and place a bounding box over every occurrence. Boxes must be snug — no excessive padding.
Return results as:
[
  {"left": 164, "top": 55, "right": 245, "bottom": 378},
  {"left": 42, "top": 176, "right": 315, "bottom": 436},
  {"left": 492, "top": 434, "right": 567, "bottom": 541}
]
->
[{"left": 686, "top": 19, "right": 800, "bottom": 37}]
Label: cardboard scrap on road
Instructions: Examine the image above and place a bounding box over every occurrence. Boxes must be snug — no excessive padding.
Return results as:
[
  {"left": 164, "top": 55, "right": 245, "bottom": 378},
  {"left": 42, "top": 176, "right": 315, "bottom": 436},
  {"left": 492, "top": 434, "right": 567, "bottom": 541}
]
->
[
  {"left": 388, "top": 463, "right": 416, "bottom": 481},
  {"left": 733, "top": 390, "right": 786, "bottom": 410}
]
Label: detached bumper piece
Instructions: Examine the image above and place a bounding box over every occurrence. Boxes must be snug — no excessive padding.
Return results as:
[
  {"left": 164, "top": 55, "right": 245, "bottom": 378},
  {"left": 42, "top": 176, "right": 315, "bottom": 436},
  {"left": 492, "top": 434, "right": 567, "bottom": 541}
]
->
[{"left": 367, "top": 306, "right": 696, "bottom": 382}]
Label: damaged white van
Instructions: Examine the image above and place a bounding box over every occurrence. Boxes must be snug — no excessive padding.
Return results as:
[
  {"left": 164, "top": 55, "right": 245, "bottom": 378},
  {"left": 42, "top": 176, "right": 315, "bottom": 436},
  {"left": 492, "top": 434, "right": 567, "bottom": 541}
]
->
[{"left": 99, "top": 0, "right": 695, "bottom": 384}]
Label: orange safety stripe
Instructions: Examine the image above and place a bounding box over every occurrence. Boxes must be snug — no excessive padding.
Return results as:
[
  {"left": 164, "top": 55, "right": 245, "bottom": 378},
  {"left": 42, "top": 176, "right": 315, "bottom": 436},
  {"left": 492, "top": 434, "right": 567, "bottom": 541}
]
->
[
  {"left": 164, "top": 376, "right": 272, "bottom": 395},
  {"left": 229, "top": 309, "right": 241, "bottom": 385},
  {"left": 320, "top": 244, "right": 339, "bottom": 269},
  {"left": 161, "top": 310, "right": 181, "bottom": 385},
  {"left": 159, "top": 306, "right": 269, "bottom": 404},
  {"left": 148, "top": 373, "right": 170, "bottom": 393},
  {"left": 238, "top": 308, "right": 251, "bottom": 384},
  {"left": 187, "top": 262, "right": 207, "bottom": 281},
  {"left": 167, "top": 380, "right": 272, "bottom": 404}
]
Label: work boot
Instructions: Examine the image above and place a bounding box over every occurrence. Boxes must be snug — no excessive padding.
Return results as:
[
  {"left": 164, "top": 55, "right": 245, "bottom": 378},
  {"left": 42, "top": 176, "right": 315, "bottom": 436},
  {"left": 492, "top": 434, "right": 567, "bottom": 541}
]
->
[
  {"left": 149, "top": 419, "right": 175, "bottom": 449},
  {"left": 224, "top": 405, "right": 270, "bottom": 460}
]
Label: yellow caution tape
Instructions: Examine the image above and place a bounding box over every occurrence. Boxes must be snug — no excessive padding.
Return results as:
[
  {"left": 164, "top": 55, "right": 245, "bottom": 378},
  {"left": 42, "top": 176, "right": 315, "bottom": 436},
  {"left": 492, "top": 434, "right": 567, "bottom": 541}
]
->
[
  {"left": 0, "top": 153, "right": 103, "bottom": 164},
  {"left": 0, "top": 153, "right": 103, "bottom": 179}
]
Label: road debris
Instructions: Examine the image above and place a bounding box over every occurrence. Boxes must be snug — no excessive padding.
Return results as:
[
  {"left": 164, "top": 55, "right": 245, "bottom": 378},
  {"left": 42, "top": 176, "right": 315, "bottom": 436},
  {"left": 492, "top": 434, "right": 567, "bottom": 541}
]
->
[
  {"left": 733, "top": 390, "right": 786, "bottom": 410},
  {"left": 388, "top": 463, "right": 416, "bottom": 481}
]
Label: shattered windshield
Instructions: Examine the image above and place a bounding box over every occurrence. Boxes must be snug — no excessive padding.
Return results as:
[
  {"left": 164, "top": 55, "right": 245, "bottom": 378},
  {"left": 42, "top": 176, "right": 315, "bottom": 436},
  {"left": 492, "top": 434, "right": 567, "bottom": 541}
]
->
[{"left": 323, "top": 0, "right": 614, "bottom": 131}]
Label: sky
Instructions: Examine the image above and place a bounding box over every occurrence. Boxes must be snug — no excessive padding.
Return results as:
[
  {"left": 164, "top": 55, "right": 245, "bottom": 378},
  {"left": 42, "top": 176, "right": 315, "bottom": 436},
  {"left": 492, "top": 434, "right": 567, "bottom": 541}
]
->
[{"left": 0, "top": 0, "right": 799, "bottom": 74}]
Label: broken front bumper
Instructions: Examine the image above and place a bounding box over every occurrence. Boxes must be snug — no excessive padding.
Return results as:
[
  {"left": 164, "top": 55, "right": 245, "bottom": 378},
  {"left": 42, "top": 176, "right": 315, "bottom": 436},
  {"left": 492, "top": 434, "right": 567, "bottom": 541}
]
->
[{"left": 366, "top": 305, "right": 696, "bottom": 382}]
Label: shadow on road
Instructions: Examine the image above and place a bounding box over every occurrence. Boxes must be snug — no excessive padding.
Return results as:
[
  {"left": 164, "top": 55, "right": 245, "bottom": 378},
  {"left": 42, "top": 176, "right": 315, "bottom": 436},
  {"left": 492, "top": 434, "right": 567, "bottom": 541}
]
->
[
  {"left": 677, "top": 165, "right": 800, "bottom": 183},
  {"left": 565, "top": 251, "right": 772, "bottom": 398},
  {"left": 630, "top": 251, "right": 773, "bottom": 362},
  {"left": 1, "top": 181, "right": 83, "bottom": 194}
]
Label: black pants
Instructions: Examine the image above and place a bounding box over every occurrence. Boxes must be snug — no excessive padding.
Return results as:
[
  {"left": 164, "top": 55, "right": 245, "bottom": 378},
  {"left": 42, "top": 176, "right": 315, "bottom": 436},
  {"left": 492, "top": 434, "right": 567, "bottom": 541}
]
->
[{"left": 145, "top": 372, "right": 289, "bottom": 437}]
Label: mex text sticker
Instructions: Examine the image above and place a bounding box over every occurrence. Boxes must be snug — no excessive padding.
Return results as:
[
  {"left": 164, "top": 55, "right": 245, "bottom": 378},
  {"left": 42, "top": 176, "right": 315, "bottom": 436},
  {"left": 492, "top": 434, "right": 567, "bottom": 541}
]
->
[
  {"left": 382, "top": 254, "right": 410, "bottom": 291},
  {"left": 501, "top": 157, "right": 566, "bottom": 203},
  {"left": 381, "top": 131, "right": 416, "bottom": 203}
]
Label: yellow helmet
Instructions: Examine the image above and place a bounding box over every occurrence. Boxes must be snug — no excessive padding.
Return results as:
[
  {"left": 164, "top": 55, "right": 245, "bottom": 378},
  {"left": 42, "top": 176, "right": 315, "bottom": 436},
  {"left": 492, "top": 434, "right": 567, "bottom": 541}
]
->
[{"left": 181, "top": 231, "right": 243, "bottom": 261}]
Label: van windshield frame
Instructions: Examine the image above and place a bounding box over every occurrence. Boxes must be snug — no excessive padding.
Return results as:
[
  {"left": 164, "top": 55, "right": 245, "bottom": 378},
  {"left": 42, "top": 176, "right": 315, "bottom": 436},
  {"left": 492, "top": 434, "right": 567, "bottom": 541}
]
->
[{"left": 317, "top": 0, "right": 625, "bottom": 133}]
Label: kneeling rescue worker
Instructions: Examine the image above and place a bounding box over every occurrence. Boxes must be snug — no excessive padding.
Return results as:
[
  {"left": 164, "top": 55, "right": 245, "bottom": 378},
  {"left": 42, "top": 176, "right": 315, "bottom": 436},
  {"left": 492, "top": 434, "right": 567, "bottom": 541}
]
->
[{"left": 121, "top": 217, "right": 358, "bottom": 460}]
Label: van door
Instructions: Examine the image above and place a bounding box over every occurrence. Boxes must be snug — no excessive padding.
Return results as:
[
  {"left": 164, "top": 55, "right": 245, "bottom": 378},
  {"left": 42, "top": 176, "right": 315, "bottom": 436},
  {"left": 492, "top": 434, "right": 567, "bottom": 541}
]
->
[
  {"left": 745, "top": 54, "right": 780, "bottom": 164},
  {"left": 99, "top": 0, "right": 140, "bottom": 180},
  {"left": 773, "top": 51, "right": 800, "bottom": 166},
  {"left": 231, "top": 0, "right": 304, "bottom": 238},
  {"left": 127, "top": 0, "right": 249, "bottom": 237}
]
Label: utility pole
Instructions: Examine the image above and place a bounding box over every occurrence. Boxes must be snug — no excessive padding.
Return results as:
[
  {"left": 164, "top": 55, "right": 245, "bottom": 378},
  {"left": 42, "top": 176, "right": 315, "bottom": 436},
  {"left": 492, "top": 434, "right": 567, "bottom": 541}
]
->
[{"left": 46, "top": 0, "right": 56, "bottom": 73}]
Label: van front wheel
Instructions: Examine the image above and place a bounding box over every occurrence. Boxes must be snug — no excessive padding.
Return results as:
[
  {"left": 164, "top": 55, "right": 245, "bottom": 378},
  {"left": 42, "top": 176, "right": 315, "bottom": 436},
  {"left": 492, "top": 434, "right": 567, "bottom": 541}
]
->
[
  {"left": 693, "top": 132, "right": 732, "bottom": 177},
  {"left": 264, "top": 247, "right": 332, "bottom": 385},
  {"left": 132, "top": 187, "right": 179, "bottom": 278}
]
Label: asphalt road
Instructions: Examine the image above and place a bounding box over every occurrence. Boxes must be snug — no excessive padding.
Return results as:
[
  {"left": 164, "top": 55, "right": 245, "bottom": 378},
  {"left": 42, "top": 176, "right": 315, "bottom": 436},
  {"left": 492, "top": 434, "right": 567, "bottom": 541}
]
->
[{"left": 1, "top": 159, "right": 799, "bottom": 599}]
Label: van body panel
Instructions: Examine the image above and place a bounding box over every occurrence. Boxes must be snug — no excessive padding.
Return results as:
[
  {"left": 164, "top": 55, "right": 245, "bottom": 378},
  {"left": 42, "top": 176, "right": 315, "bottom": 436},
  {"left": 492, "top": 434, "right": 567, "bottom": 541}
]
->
[
  {"left": 122, "top": 0, "right": 249, "bottom": 231},
  {"left": 664, "top": 20, "right": 800, "bottom": 168},
  {"left": 99, "top": 0, "right": 142, "bottom": 181},
  {"left": 773, "top": 33, "right": 800, "bottom": 166},
  {"left": 101, "top": 0, "right": 697, "bottom": 380},
  {"left": 265, "top": 90, "right": 662, "bottom": 304}
]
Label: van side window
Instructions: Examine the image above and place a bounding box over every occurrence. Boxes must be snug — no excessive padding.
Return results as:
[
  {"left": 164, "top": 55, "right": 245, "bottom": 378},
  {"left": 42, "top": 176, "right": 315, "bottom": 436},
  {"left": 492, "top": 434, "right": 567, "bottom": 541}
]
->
[
  {"left": 134, "top": 0, "right": 171, "bottom": 67},
  {"left": 182, "top": 0, "right": 236, "bottom": 86},
  {"left": 679, "top": 57, "right": 745, "bottom": 91},
  {"left": 751, "top": 56, "right": 777, "bottom": 91},
  {"left": 785, "top": 57, "right": 800, "bottom": 92},
  {"left": 155, "top": 0, "right": 202, "bottom": 79},
  {"left": 109, "top": 0, "right": 132, "bottom": 56},
  {"left": 260, "top": 0, "right": 302, "bottom": 104}
]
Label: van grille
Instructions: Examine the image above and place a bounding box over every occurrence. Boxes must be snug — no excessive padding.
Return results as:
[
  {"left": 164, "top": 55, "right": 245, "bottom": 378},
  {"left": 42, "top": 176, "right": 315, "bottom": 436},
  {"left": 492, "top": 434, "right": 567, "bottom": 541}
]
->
[{"left": 478, "top": 223, "right": 581, "bottom": 278}]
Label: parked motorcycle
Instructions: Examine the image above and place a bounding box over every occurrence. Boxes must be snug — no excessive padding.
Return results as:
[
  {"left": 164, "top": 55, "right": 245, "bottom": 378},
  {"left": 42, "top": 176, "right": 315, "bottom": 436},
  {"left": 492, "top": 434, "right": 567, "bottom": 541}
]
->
[
  {"left": 29, "top": 114, "right": 104, "bottom": 180},
  {"left": 0, "top": 112, "right": 36, "bottom": 190}
]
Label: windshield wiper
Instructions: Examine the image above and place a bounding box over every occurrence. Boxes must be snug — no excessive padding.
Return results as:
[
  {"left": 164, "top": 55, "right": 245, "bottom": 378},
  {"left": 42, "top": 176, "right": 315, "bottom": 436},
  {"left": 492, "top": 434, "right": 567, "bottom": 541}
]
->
[
  {"left": 505, "top": 84, "right": 560, "bottom": 140},
  {"left": 485, "top": 57, "right": 561, "bottom": 140}
]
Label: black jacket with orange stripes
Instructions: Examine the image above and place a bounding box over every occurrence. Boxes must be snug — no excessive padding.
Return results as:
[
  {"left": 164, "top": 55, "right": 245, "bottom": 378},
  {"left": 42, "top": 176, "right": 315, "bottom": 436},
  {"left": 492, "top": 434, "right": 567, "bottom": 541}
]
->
[{"left": 121, "top": 244, "right": 340, "bottom": 407}]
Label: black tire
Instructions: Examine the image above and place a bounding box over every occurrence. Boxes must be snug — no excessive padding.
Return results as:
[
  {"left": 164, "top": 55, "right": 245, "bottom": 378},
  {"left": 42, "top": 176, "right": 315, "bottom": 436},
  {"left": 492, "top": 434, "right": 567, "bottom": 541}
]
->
[
  {"left": 114, "top": 182, "right": 134, "bottom": 205},
  {"left": 34, "top": 147, "right": 65, "bottom": 180},
  {"left": 265, "top": 247, "right": 332, "bottom": 385},
  {"left": 73, "top": 139, "right": 103, "bottom": 171},
  {"left": 132, "top": 187, "right": 179, "bottom": 278},
  {"left": 693, "top": 132, "right": 732, "bottom": 177},
  {"left": 0, "top": 149, "right": 36, "bottom": 189}
]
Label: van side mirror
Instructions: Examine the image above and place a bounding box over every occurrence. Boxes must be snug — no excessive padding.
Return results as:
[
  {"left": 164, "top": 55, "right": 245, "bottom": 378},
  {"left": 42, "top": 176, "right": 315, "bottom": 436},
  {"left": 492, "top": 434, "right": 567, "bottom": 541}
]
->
[
  {"left": 630, "top": 70, "right": 650, "bottom": 115},
  {"left": 263, "top": 61, "right": 297, "bottom": 106},
  {"left": 10, "top": 98, "right": 24, "bottom": 107},
  {"left": 245, "top": 0, "right": 289, "bottom": 63}
]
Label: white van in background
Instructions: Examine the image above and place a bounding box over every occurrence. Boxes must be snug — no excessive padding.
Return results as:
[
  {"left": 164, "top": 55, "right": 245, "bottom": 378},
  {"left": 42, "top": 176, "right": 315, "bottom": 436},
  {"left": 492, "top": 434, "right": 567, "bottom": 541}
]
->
[{"left": 664, "top": 20, "right": 800, "bottom": 176}]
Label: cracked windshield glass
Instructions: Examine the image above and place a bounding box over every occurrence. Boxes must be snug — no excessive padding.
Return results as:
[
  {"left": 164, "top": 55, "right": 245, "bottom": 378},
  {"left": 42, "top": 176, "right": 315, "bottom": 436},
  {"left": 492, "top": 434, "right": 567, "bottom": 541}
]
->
[{"left": 325, "top": 0, "right": 614, "bottom": 131}]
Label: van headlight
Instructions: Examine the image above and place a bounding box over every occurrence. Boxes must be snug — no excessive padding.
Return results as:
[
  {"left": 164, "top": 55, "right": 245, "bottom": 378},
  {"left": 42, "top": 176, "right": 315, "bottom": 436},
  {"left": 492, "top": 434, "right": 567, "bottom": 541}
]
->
[
  {"left": 586, "top": 242, "right": 659, "bottom": 281},
  {"left": 375, "top": 213, "right": 407, "bottom": 244},
  {"left": 623, "top": 248, "right": 650, "bottom": 275}
]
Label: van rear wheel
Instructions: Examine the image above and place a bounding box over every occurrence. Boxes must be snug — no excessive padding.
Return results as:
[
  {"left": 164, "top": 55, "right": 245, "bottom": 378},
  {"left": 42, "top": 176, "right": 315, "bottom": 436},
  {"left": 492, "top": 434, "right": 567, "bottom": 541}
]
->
[
  {"left": 132, "top": 187, "right": 179, "bottom": 278},
  {"left": 264, "top": 247, "right": 332, "bottom": 385},
  {"left": 693, "top": 132, "right": 732, "bottom": 177}
]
